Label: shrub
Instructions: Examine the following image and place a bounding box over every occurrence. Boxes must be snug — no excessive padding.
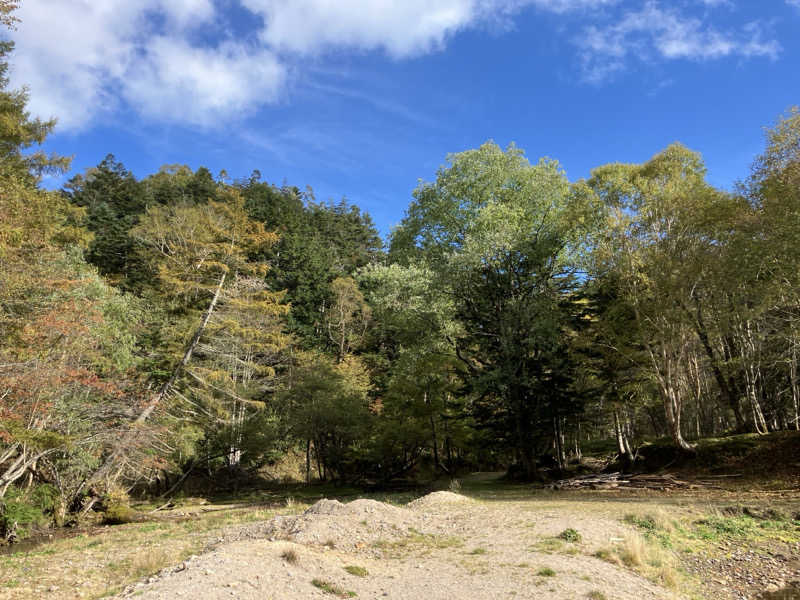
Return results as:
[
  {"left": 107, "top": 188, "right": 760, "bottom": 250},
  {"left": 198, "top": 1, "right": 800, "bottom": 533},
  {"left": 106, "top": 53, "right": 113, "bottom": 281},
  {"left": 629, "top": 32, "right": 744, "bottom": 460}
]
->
[
  {"left": 102, "top": 502, "right": 138, "bottom": 525},
  {"left": 0, "top": 487, "right": 49, "bottom": 540},
  {"left": 558, "top": 528, "right": 582, "bottom": 542}
]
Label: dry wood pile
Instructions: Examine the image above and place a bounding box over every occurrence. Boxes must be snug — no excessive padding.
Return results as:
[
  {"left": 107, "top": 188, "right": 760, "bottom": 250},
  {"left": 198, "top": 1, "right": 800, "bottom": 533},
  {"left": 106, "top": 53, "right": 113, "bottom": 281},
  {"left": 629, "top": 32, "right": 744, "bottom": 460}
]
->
[{"left": 550, "top": 472, "right": 711, "bottom": 491}]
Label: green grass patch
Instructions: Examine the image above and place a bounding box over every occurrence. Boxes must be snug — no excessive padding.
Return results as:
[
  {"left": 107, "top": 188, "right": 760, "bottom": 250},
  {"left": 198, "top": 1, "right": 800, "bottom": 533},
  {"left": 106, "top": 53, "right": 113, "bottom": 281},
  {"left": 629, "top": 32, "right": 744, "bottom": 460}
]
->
[
  {"left": 624, "top": 513, "right": 674, "bottom": 548},
  {"left": 536, "top": 567, "right": 556, "bottom": 577},
  {"left": 531, "top": 538, "right": 564, "bottom": 553},
  {"left": 311, "top": 579, "right": 357, "bottom": 597},
  {"left": 558, "top": 528, "right": 582, "bottom": 543},
  {"left": 343, "top": 565, "right": 368, "bottom": 577}
]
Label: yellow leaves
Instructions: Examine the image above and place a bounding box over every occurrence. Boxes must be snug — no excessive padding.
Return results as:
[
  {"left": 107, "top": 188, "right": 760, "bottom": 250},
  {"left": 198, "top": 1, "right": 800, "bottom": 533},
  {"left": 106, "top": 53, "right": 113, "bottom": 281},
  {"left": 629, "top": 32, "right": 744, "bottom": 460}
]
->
[
  {"left": 333, "top": 354, "right": 372, "bottom": 396},
  {"left": 132, "top": 189, "right": 280, "bottom": 306},
  {"left": 0, "top": 174, "right": 90, "bottom": 252}
]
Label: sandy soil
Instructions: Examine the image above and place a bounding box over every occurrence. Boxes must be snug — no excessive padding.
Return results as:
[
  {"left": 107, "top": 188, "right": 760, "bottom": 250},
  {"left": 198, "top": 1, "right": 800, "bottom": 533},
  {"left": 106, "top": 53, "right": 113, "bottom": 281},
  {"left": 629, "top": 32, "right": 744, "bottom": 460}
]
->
[{"left": 118, "top": 492, "right": 678, "bottom": 600}]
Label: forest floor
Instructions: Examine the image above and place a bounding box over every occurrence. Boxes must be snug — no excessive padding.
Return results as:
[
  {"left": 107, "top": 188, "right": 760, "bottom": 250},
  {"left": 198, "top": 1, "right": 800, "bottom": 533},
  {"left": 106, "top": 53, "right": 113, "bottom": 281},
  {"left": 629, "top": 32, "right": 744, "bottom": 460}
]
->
[{"left": 1, "top": 471, "right": 799, "bottom": 600}]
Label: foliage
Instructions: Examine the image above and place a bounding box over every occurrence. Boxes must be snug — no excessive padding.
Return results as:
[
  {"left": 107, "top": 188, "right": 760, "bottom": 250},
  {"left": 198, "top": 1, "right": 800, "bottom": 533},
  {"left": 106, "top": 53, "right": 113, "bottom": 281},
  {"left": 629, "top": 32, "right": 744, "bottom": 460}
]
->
[
  {"left": 391, "top": 142, "right": 596, "bottom": 477},
  {"left": 558, "top": 528, "right": 582, "bottom": 543},
  {"left": 4, "top": 0, "right": 800, "bottom": 513}
]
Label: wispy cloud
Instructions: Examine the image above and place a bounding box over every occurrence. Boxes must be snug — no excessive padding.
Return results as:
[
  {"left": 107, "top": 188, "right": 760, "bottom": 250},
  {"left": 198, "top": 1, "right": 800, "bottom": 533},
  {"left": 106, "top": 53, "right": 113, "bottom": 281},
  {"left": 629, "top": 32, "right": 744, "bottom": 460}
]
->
[
  {"left": 576, "top": 2, "right": 780, "bottom": 83},
  {"left": 304, "top": 81, "right": 439, "bottom": 128}
]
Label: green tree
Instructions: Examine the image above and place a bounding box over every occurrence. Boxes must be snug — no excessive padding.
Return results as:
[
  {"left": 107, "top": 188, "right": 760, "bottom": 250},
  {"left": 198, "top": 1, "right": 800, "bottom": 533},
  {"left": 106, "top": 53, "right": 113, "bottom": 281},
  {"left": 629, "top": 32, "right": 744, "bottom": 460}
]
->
[
  {"left": 589, "top": 144, "right": 746, "bottom": 450},
  {"left": 83, "top": 190, "right": 282, "bottom": 492},
  {"left": 358, "top": 263, "right": 465, "bottom": 475},
  {"left": 392, "top": 142, "right": 596, "bottom": 478},
  {"left": 282, "top": 353, "right": 372, "bottom": 482},
  {"left": 63, "top": 155, "right": 148, "bottom": 286}
]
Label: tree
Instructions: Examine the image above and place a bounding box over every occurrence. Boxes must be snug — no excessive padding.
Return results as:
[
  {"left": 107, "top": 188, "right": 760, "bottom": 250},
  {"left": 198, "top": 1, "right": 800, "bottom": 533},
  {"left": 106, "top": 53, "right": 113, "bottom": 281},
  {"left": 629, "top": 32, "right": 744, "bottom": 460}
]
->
[
  {"left": 358, "top": 262, "right": 465, "bottom": 475},
  {"left": 181, "top": 276, "right": 292, "bottom": 471},
  {"left": 82, "top": 190, "right": 282, "bottom": 492},
  {"left": 391, "top": 142, "right": 596, "bottom": 478},
  {"left": 240, "top": 178, "right": 383, "bottom": 346},
  {"left": 324, "top": 277, "right": 371, "bottom": 362},
  {"left": 63, "top": 155, "right": 148, "bottom": 286},
  {"left": 0, "top": 4, "right": 142, "bottom": 517},
  {"left": 0, "top": 7, "right": 67, "bottom": 181},
  {"left": 282, "top": 353, "right": 372, "bottom": 482},
  {"left": 589, "top": 144, "right": 746, "bottom": 451}
]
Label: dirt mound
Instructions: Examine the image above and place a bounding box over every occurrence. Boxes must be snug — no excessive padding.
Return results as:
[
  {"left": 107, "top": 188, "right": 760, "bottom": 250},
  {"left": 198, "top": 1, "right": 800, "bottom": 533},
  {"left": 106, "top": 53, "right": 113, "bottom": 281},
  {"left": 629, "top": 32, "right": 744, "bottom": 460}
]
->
[
  {"left": 407, "top": 491, "right": 472, "bottom": 510},
  {"left": 119, "top": 496, "right": 675, "bottom": 600},
  {"left": 217, "top": 497, "right": 422, "bottom": 554},
  {"left": 304, "top": 497, "right": 403, "bottom": 517}
]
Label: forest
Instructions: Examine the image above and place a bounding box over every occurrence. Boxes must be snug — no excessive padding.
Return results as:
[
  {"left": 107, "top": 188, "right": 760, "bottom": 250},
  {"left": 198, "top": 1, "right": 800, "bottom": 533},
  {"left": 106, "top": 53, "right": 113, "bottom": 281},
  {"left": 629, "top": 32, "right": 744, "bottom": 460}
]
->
[{"left": 2, "top": 0, "right": 800, "bottom": 539}]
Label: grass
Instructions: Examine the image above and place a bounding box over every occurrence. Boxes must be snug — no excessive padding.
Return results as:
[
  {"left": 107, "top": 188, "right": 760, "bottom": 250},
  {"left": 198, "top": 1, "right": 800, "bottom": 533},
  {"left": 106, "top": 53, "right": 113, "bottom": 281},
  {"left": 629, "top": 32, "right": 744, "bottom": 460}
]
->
[
  {"left": 531, "top": 538, "right": 564, "bottom": 553},
  {"left": 0, "top": 499, "right": 303, "bottom": 600},
  {"left": 372, "top": 528, "right": 463, "bottom": 557},
  {"left": 126, "top": 547, "right": 182, "bottom": 579},
  {"left": 623, "top": 505, "right": 800, "bottom": 557},
  {"left": 558, "top": 528, "right": 582, "bottom": 543},
  {"left": 343, "top": 565, "right": 369, "bottom": 577},
  {"left": 281, "top": 549, "right": 299, "bottom": 564},
  {"left": 593, "top": 533, "right": 680, "bottom": 590},
  {"left": 311, "top": 578, "right": 357, "bottom": 597},
  {"left": 536, "top": 567, "right": 556, "bottom": 577},
  {"left": 468, "top": 547, "right": 488, "bottom": 555},
  {"left": 587, "top": 592, "right": 608, "bottom": 600}
]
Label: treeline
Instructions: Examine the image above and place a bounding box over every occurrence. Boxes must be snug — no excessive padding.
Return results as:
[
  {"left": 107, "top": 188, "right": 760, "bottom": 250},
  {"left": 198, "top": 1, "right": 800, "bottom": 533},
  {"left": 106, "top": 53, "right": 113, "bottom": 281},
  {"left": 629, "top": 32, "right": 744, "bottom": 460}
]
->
[{"left": 1, "top": 3, "right": 800, "bottom": 533}]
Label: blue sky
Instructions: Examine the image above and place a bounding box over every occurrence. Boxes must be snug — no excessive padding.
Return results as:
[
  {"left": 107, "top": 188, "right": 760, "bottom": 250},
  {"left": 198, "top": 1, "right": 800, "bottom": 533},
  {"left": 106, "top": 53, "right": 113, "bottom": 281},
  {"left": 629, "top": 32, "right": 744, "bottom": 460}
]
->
[{"left": 10, "top": 0, "right": 800, "bottom": 236}]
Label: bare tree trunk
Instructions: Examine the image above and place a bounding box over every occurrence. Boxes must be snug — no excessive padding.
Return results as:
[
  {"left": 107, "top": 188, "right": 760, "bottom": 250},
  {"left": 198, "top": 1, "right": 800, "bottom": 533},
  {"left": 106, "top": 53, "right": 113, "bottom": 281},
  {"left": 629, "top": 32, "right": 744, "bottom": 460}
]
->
[
  {"left": 614, "top": 410, "right": 634, "bottom": 464},
  {"left": 574, "top": 420, "right": 582, "bottom": 461},
  {"left": 552, "top": 417, "right": 566, "bottom": 472},
  {"left": 305, "top": 439, "right": 312, "bottom": 484},
  {"left": 791, "top": 346, "right": 800, "bottom": 431}
]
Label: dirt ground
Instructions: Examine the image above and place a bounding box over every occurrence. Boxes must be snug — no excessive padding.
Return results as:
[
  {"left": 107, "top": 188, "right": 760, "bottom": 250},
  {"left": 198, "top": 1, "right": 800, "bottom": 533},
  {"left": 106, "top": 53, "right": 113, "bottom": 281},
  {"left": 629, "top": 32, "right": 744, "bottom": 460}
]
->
[
  {"left": 116, "top": 491, "right": 682, "bottom": 600},
  {"left": 3, "top": 474, "right": 799, "bottom": 600}
]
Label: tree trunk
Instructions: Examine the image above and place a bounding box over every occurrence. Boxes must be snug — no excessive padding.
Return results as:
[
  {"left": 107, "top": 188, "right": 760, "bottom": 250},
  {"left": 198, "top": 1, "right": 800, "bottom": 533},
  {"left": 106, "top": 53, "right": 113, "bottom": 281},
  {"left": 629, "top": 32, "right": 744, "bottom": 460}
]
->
[
  {"left": 689, "top": 299, "right": 746, "bottom": 430},
  {"left": 791, "top": 347, "right": 800, "bottom": 431},
  {"left": 614, "top": 410, "right": 634, "bottom": 464},
  {"left": 305, "top": 439, "right": 312, "bottom": 484},
  {"left": 664, "top": 386, "right": 695, "bottom": 452}
]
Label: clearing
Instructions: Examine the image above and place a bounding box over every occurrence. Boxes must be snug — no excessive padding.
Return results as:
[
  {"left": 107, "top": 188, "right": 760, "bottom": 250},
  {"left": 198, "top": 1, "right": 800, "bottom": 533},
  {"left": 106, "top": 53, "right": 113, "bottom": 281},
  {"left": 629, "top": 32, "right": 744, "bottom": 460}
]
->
[{"left": 2, "top": 473, "right": 799, "bottom": 600}]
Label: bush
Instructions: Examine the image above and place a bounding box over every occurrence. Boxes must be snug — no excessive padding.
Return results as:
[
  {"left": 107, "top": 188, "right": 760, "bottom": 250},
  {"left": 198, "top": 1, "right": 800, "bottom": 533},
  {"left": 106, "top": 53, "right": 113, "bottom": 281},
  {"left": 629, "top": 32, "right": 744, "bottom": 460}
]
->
[
  {"left": 0, "top": 487, "right": 49, "bottom": 540},
  {"left": 102, "top": 502, "right": 138, "bottom": 525},
  {"left": 558, "top": 528, "right": 582, "bottom": 542}
]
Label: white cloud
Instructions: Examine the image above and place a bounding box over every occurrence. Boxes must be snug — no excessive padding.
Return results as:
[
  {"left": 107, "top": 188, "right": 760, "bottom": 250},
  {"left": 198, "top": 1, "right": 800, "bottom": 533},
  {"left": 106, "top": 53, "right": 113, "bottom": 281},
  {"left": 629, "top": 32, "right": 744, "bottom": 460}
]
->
[
  {"left": 124, "top": 39, "right": 285, "bottom": 127},
  {"left": 11, "top": 0, "right": 279, "bottom": 130},
  {"left": 5, "top": 0, "right": 784, "bottom": 130},
  {"left": 244, "top": 0, "right": 475, "bottom": 58},
  {"left": 241, "top": 0, "right": 618, "bottom": 58},
  {"left": 577, "top": 2, "right": 780, "bottom": 83}
]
